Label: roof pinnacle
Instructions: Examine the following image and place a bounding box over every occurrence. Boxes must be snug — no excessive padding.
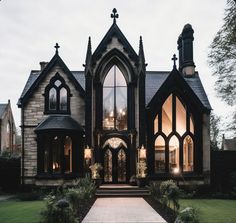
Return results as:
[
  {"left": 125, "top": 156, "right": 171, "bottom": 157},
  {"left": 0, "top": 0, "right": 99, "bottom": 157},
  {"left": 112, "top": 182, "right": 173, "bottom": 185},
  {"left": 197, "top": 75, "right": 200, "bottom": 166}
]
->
[{"left": 111, "top": 8, "right": 119, "bottom": 23}]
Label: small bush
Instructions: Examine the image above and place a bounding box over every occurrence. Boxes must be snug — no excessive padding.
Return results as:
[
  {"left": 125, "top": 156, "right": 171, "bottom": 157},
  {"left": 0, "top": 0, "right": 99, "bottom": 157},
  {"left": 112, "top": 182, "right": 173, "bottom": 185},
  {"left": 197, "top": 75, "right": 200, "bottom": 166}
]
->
[
  {"left": 160, "top": 180, "right": 180, "bottom": 211},
  {"left": 175, "top": 207, "right": 199, "bottom": 223},
  {"left": 40, "top": 194, "right": 77, "bottom": 223},
  {"left": 230, "top": 171, "right": 236, "bottom": 193},
  {"left": 147, "top": 181, "right": 160, "bottom": 201}
]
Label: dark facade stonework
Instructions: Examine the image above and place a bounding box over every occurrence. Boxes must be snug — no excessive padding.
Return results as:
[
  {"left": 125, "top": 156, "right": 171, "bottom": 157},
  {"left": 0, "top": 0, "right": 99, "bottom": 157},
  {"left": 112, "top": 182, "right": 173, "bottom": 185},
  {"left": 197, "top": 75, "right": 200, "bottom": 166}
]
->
[{"left": 18, "top": 10, "right": 211, "bottom": 186}]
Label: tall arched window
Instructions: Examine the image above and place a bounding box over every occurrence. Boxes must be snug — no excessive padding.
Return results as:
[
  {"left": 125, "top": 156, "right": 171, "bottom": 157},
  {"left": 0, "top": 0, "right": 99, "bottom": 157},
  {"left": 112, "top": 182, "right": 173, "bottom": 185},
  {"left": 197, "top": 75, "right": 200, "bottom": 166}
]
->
[
  {"left": 45, "top": 74, "right": 70, "bottom": 114},
  {"left": 103, "top": 65, "right": 127, "bottom": 130},
  {"left": 153, "top": 93, "right": 195, "bottom": 173}
]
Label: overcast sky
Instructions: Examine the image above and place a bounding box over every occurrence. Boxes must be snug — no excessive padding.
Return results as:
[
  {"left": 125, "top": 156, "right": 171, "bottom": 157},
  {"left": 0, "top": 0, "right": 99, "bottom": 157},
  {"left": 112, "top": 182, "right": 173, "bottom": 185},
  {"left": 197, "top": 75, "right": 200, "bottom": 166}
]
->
[{"left": 0, "top": 0, "right": 233, "bottom": 136}]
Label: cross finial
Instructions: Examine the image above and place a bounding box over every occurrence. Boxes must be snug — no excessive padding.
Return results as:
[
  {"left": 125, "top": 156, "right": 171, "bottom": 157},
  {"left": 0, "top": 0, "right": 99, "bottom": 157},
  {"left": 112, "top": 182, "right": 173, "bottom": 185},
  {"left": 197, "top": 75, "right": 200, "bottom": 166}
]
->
[
  {"left": 54, "top": 43, "right": 60, "bottom": 54},
  {"left": 171, "top": 54, "right": 178, "bottom": 69},
  {"left": 111, "top": 8, "right": 119, "bottom": 23}
]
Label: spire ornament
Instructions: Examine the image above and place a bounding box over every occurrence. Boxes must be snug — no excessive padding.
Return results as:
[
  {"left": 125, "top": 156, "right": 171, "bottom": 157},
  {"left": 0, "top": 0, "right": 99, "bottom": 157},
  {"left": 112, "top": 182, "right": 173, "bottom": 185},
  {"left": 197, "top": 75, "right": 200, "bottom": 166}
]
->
[
  {"left": 171, "top": 54, "right": 178, "bottom": 69},
  {"left": 111, "top": 8, "right": 119, "bottom": 23},
  {"left": 54, "top": 43, "right": 60, "bottom": 54}
]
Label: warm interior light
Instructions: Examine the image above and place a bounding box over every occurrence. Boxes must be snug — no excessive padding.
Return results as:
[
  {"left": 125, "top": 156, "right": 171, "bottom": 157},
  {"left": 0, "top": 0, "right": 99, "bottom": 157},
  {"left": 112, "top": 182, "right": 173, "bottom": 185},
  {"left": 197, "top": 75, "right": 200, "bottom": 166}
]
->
[
  {"left": 84, "top": 146, "right": 92, "bottom": 160},
  {"left": 173, "top": 167, "right": 179, "bottom": 174},
  {"left": 139, "top": 145, "right": 146, "bottom": 159}
]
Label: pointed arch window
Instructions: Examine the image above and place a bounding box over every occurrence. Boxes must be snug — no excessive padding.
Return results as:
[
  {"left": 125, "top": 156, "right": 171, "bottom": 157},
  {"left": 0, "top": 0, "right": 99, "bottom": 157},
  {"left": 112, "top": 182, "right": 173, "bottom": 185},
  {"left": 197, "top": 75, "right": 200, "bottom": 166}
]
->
[
  {"left": 103, "top": 65, "right": 127, "bottom": 130},
  {"left": 153, "top": 93, "right": 195, "bottom": 173},
  {"left": 45, "top": 74, "right": 71, "bottom": 114}
]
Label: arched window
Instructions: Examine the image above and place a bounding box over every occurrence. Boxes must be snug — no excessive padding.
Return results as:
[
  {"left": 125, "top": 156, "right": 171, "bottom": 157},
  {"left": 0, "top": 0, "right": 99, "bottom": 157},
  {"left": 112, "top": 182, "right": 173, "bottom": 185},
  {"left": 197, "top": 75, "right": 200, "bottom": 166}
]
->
[
  {"left": 103, "top": 65, "right": 127, "bottom": 130},
  {"left": 45, "top": 74, "right": 70, "bottom": 114},
  {"left": 183, "top": 136, "right": 194, "bottom": 172},
  {"left": 118, "top": 149, "right": 126, "bottom": 182},
  {"left": 162, "top": 94, "right": 172, "bottom": 136},
  {"left": 155, "top": 136, "right": 165, "bottom": 173},
  {"left": 52, "top": 136, "right": 61, "bottom": 173},
  {"left": 169, "top": 135, "right": 179, "bottom": 172}
]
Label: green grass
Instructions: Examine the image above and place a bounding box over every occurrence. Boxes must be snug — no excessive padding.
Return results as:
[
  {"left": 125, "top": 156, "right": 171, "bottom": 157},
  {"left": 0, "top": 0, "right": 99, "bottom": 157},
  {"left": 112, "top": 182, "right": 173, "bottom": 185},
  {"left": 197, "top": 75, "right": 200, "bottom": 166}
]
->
[
  {"left": 179, "top": 199, "right": 236, "bottom": 223},
  {"left": 0, "top": 200, "right": 45, "bottom": 223}
]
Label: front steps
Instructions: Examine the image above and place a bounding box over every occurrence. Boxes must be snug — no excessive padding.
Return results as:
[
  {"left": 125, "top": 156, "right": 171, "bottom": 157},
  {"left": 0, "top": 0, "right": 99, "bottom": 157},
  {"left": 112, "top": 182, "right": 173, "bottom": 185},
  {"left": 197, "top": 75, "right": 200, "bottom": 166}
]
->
[{"left": 96, "top": 184, "right": 150, "bottom": 197}]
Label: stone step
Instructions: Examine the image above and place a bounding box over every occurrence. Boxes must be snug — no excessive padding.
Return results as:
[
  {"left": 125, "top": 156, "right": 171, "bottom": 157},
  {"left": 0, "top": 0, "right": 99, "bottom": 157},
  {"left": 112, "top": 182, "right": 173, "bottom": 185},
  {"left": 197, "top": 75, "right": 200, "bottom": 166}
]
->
[{"left": 96, "top": 185, "right": 150, "bottom": 197}]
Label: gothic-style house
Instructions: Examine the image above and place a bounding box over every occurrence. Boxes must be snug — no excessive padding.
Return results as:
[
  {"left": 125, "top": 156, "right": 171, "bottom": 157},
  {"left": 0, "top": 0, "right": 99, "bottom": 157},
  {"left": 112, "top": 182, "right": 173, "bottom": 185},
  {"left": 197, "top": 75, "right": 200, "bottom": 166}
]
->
[{"left": 18, "top": 9, "right": 211, "bottom": 186}]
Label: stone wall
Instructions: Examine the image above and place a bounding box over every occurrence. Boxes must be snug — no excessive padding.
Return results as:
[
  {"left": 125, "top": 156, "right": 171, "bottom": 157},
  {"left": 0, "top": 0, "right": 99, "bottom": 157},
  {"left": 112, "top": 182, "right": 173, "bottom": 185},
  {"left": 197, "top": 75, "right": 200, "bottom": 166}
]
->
[{"left": 23, "top": 65, "right": 85, "bottom": 184}]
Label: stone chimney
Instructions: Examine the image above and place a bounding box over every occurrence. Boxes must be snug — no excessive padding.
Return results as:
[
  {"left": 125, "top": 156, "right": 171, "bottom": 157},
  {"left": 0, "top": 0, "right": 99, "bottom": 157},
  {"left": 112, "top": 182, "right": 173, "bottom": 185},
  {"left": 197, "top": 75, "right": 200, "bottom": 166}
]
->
[
  {"left": 40, "top": 62, "right": 48, "bottom": 71},
  {"left": 177, "top": 34, "right": 183, "bottom": 72},
  {"left": 179, "top": 24, "right": 195, "bottom": 76}
]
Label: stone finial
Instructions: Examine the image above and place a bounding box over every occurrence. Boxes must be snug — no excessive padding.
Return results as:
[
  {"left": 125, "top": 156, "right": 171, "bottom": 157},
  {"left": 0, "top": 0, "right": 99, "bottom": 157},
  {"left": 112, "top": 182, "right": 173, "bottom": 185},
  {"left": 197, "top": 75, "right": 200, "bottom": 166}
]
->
[
  {"left": 54, "top": 43, "right": 60, "bottom": 54},
  {"left": 111, "top": 8, "right": 119, "bottom": 23}
]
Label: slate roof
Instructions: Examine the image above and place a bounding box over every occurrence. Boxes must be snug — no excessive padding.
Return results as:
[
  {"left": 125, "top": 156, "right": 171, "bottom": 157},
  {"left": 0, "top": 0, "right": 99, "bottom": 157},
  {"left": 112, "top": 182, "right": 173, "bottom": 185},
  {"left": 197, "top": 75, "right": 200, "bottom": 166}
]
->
[
  {"left": 35, "top": 115, "right": 84, "bottom": 132},
  {"left": 145, "top": 71, "right": 211, "bottom": 109},
  {"left": 19, "top": 69, "right": 211, "bottom": 110},
  {"left": 0, "top": 104, "right": 7, "bottom": 119}
]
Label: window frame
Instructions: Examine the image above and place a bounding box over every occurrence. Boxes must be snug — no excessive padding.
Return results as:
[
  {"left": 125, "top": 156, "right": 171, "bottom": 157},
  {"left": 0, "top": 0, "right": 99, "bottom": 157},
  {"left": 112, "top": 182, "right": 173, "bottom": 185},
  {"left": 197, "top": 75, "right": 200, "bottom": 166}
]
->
[{"left": 44, "top": 73, "right": 71, "bottom": 114}]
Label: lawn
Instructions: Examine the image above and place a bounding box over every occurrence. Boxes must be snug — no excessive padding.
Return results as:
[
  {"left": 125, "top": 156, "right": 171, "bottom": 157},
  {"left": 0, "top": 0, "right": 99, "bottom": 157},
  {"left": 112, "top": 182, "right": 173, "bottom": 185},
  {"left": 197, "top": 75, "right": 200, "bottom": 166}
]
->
[
  {"left": 0, "top": 200, "right": 45, "bottom": 223},
  {"left": 179, "top": 199, "right": 236, "bottom": 223}
]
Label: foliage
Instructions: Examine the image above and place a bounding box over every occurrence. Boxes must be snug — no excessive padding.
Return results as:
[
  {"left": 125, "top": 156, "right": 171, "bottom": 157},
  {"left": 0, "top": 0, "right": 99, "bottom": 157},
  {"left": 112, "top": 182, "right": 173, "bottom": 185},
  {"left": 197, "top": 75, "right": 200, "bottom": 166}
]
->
[
  {"left": 40, "top": 194, "right": 77, "bottom": 223},
  {"left": 147, "top": 181, "right": 160, "bottom": 201},
  {"left": 40, "top": 176, "right": 95, "bottom": 222},
  {"left": 210, "top": 113, "right": 221, "bottom": 150},
  {"left": 230, "top": 171, "right": 236, "bottom": 193},
  {"left": 0, "top": 154, "right": 21, "bottom": 191},
  {"left": 160, "top": 180, "right": 180, "bottom": 211},
  {"left": 208, "top": 0, "right": 236, "bottom": 106},
  {"left": 136, "top": 160, "right": 147, "bottom": 178},
  {"left": 175, "top": 207, "right": 199, "bottom": 223},
  {"left": 89, "top": 163, "right": 103, "bottom": 179}
]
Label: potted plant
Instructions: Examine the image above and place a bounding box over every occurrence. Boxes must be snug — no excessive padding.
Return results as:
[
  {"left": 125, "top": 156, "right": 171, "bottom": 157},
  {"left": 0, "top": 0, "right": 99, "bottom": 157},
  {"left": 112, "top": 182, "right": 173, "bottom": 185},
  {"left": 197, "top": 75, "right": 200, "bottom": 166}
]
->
[
  {"left": 136, "top": 160, "right": 147, "bottom": 187},
  {"left": 129, "top": 175, "right": 137, "bottom": 186},
  {"left": 89, "top": 163, "right": 103, "bottom": 187}
]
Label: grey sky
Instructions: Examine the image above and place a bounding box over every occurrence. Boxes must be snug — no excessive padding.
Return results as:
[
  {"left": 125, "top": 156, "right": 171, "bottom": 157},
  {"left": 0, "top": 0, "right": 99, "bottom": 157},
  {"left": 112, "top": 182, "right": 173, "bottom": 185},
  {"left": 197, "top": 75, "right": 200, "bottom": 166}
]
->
[{"left": 0, "top": 0, "right": 233, "bottom": 135}]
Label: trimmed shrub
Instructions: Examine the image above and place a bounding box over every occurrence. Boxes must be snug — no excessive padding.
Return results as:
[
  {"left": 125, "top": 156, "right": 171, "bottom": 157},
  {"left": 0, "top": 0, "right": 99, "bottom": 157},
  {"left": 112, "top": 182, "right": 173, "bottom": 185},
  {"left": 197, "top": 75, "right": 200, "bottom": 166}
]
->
[
  {"left": 0, "top": 154, "right": 21, "bottom": 191},
  {"left": 175, "top": 207, "right": 199, "bottom": 223},
  {"left": 147, "top": 181, "right": 160, "bottom": 201}
]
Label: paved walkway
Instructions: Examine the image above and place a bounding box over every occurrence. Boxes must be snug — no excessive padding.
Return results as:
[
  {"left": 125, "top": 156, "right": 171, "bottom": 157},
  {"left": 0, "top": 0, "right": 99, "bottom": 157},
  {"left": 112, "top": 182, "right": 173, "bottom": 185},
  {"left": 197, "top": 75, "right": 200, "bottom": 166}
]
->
[
  {"left": 0, "top": 195, "right": 15, "bottom": 201},
  {"left": 82, "top": 197, "right": 167, "bottom": 223}
]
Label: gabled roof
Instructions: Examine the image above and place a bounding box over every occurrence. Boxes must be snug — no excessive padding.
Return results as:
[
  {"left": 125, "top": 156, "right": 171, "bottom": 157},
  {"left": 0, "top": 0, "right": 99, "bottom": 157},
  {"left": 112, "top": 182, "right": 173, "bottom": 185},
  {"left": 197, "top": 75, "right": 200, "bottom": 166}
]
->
[
  {"left": 146, "top": 70, "right": 211, "bottom": 110},
  {"left": 18, "top": 53, "right": 85, "bottom": 107},
  {"left": 35, "top": 115, "right": 84, "bottom": 132},
  {"left": 92, "top": 22, "right": 138, "bottom": 63},
  {"left": 0, "top": 104, "right": 7, "bottom": 119}
]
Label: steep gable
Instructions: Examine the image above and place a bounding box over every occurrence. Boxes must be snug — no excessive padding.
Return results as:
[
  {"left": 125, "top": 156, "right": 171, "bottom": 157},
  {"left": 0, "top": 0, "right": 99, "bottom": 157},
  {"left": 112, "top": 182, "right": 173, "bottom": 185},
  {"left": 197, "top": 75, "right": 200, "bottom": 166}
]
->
[{"left": 18, "top": 53, "right": 85, "bottom": 107}]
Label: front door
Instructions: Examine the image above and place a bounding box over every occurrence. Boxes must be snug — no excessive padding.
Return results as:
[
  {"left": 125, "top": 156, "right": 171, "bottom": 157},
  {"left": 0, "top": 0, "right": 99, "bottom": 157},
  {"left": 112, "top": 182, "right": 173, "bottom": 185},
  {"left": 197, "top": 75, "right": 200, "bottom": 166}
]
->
[{"left": 103, "top": 146, "right": 127, "bottom": 183}]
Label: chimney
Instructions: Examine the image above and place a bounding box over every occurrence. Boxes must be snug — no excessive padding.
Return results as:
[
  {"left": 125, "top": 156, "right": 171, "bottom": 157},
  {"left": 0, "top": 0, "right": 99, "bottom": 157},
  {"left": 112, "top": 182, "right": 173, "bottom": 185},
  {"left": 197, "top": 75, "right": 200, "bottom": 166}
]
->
[
  {"left": 177, "top": 34, "right": 183, "bottom": 72},
  {"left": 40, "top": 62, "right": 48, "bottom": 71},
  {"left": 181, "top": 24, "right": 195, "bottom": 76}
]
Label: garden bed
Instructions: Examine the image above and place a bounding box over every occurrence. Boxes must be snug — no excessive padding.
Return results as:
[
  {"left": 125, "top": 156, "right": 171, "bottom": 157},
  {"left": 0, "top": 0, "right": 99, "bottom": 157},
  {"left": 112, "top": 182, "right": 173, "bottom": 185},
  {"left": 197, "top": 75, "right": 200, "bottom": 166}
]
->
[{"left": 144, "top": 196, "right": 177, "bottom": 223}]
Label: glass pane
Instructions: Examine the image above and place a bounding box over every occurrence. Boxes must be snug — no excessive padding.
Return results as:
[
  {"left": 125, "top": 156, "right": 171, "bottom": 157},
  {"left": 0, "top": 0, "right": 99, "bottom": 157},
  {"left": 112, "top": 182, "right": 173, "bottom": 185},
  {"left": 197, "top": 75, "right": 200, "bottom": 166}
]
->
[
  {"left": 104, "top": 66, "right": 115, "bottom": 87},
  {"left": 154, "top": 114, "right": 158, "bottom": 134},
  {"left": 155, "top": 136, "right": 165, "bottom": 173},
  {"left": 118, "top": 149, "right": 126, "bottom": 182},
  {"left": 176, "top": 96, "right": 186, "bottom": 136},
  {"left": 49, "top": 88, "right": 57, "bottom": 110},
  {"left": 104, "top": 149, "right": 112, "bottom": 182},
  {"left": 60, "top": 87, "right": 68, "bottom": 111},
  {"left": 190, "top": 114, "right": 194, "bottom": 134},
  {"left": 44, "top": 144, "right": 49, "bottom": 173},
  {"left": 103, "top": 88, "right": 114, "bottom": 129},
  {"left": 115, "top": 66, "right": 126, "bottom": 86},
  {"left": 162, "top": 94, "right": 172, "bottom": 136},
  {"left": 52, "top": 136, "right": 61, "bottom": 173},
  {"left": 183, "top": 136, "right": 194, "bottom": 172},
  {"left": 169, "top": 135, "right": 179, "bottom": 173},
  {"left": 64, "top": 136, "right": 72, "bottom": 173},
  {"left": 116, "top": 87, "right": 127, "bottom": 130},
  {"left": 55, "top": 80, "right": 61, "bottom": 87}
]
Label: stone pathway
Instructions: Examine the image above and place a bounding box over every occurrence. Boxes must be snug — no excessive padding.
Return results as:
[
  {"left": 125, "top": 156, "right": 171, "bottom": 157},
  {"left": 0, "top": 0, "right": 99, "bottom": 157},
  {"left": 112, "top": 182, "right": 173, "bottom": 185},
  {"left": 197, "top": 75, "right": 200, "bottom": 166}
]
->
[{"left": 82, "top": 197, "right": 167, "bottom": 223}]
